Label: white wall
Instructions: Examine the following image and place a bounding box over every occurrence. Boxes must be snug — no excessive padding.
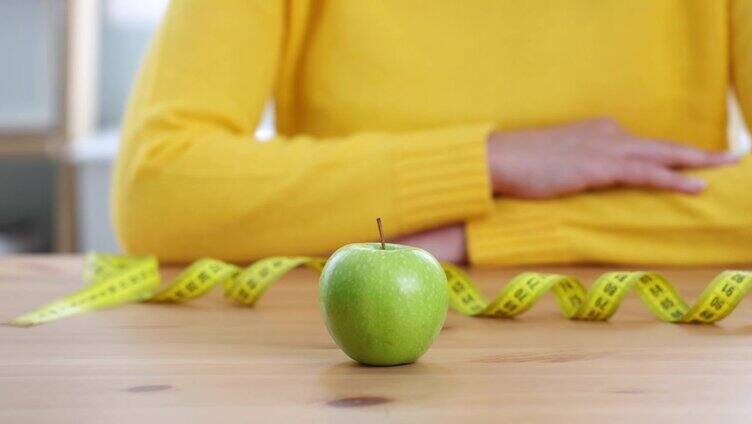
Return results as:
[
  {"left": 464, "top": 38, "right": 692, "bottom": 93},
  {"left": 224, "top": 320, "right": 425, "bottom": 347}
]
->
[{"left": 0, "top": 0, "right": 62, "bottom": 130}]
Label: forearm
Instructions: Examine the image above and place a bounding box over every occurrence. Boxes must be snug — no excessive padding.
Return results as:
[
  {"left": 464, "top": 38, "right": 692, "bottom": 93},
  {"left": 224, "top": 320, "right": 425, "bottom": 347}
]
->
[
  {"left": 467, "top": 156, "right": 752, "bottom": 266},
  {"left": 113, "top": 123, "right": 493, "bottom": 262}
]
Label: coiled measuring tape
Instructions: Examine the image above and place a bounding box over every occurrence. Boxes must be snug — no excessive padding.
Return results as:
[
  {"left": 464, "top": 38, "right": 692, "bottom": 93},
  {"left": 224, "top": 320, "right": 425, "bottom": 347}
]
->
[{"left": 7, "top": 253, "right": 752, "bottom": 326}]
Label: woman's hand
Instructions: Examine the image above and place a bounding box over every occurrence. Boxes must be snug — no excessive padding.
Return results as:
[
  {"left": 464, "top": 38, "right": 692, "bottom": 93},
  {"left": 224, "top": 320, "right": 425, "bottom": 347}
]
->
[
  {"left": 487, "top": 118, "right": 739, "bottom": 199},
  {"left": 393, "top": 224, "right": 467, "bottom": 264}
]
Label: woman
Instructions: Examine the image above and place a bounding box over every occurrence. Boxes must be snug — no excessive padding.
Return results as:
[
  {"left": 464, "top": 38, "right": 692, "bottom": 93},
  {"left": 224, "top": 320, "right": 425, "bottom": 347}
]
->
[{"left": 113, "top": 1, "right": 752, "bottom": 265}]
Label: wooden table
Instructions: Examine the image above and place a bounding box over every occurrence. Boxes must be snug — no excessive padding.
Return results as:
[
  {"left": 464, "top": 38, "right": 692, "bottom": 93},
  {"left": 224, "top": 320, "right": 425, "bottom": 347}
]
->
[{"left": 2, "top": 255, "right": 752, "bottom": 422}]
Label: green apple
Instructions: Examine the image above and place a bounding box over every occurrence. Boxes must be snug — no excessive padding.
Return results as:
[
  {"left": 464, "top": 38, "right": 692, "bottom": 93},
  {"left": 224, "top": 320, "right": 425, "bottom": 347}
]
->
[{"left": 319, "top": 242, "right": 448, "bottom": 366}]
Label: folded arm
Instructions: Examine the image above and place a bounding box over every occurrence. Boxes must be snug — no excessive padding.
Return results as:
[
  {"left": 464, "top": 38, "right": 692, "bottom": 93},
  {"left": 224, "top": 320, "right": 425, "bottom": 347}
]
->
[
  {"left": 421, "top": 1, "right": 752, "bottom": 266},
  {"left": 466, "top": 155, "right": 752, "bottom": 266},
  {"left": 112, "top": 0, "right": 493, "bottom": 262}
]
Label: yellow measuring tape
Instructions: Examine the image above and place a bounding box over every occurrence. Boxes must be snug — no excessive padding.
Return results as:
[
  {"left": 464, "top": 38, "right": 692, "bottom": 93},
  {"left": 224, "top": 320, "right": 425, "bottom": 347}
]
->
[{"left": 7, "top": 253, "right": 752, "bottom": 326}]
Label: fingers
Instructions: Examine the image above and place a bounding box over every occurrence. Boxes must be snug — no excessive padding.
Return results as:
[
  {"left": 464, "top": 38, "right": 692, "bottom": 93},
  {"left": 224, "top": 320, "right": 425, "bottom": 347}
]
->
[
  {"left": 616, "top": 161, "right": 707, "bottom": 194},
  {"left": 620, "top": 140, "right": 739, "bottom": 169},
  {"left": 393, "top": 225, "right": 467, "bottom": 263}
]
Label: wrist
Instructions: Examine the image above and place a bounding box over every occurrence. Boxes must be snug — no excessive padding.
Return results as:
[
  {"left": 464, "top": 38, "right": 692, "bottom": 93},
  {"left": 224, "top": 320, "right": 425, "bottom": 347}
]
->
[{"left": 486, "top": 131, "right": 512, "bottom": 195}]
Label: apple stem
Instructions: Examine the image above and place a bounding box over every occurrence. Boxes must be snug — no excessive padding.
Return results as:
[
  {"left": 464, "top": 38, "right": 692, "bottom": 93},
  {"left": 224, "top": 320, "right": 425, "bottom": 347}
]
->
[{"left": 376, "top": 217, "right": 386, "bottom": 250}]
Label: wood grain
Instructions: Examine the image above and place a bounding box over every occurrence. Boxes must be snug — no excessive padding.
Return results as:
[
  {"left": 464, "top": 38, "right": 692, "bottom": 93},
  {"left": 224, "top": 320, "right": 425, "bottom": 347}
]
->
[{"left": 2, "top": 255, "right": 752, "bottom": 423}]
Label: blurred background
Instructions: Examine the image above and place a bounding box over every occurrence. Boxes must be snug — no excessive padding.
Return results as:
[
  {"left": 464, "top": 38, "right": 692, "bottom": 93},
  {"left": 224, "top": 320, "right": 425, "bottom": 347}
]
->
[
  {"left": 0, "top": 0, "right": 274, "bottom": 255},
  {"left": 0, "top": 0, "right": 749, "bottom": 256}
]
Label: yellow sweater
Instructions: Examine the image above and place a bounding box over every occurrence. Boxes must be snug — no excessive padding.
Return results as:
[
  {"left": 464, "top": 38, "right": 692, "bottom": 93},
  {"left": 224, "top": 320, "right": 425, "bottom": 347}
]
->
[{"left": 113, "top": 0, "right": 752, "bottom": 265}]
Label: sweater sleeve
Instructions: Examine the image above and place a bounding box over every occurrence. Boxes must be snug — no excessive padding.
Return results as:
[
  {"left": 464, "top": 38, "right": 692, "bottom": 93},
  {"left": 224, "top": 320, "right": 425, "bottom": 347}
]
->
[
  {"left": 732, "top": 0, "right": 752, "bottom": 127},
  {"left": 466, "top": 156, "right": 752, "bottom": 266},
  {"left": 112, "top": 0, "right": 493, "bottom": 262}
]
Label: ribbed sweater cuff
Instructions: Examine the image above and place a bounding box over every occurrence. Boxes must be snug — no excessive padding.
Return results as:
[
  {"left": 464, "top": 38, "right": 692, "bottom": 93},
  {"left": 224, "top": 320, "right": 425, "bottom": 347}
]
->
[
  {"left": 466, "top": 209, "right": 573, "bottom": 265},
  {"left": 393, "top": 124, "right": 494, "bottom": 231}
]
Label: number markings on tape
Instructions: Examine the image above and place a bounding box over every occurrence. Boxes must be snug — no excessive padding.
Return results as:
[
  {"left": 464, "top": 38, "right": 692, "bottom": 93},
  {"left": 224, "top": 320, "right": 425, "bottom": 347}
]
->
[{"left": 7, "top": 254, "right": 752, "bottom": 326}]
